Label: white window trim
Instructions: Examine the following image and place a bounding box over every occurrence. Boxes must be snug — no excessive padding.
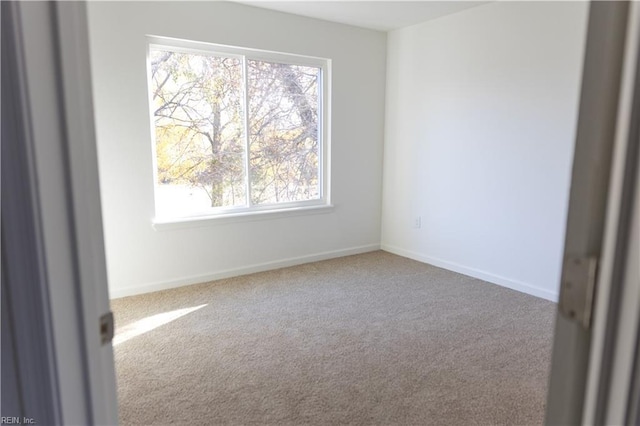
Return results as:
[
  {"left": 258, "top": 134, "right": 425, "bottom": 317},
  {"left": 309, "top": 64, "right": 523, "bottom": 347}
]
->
[
  {"left": 153, "top": 204, "right": 335, "bottom": 231},
  {"left": 146, "top": 35, "right": 332, "bottom": 225}
]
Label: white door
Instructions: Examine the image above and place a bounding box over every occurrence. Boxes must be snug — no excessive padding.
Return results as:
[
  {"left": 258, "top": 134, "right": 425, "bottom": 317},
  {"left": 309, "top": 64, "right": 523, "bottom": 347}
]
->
[
  {"left": 547, "top": 1, "right": 640, "bottom": 424},
  {"left": 2, "top": 1, "right": 118, "bottom": 424}
]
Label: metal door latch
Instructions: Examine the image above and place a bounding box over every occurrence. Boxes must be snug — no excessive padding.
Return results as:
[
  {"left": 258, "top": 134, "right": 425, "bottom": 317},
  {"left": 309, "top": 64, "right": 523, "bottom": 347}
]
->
[{"left": 99, "top": 311, "right": 114, "bottom": 345}]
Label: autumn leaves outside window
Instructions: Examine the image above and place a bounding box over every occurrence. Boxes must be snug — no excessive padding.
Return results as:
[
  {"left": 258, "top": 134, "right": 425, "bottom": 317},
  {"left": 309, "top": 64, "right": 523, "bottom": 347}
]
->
[{"left": 148, "top": 42, "right": 326, "bottom": 219}]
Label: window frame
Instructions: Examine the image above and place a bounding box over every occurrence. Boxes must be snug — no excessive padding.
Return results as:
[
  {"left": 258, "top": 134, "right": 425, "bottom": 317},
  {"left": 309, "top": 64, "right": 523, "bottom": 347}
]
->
[{"left": 145, "top": 35, "right": 331, "bottom": 225}]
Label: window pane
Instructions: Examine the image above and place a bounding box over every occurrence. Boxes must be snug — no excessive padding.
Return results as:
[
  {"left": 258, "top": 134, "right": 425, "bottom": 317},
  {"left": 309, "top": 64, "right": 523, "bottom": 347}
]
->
[
  {"left": 248, "top": 60, "right": 320, "bottom": 205},
  {"left": 150, "top": 48, "right": 246, "bottom": 216}
]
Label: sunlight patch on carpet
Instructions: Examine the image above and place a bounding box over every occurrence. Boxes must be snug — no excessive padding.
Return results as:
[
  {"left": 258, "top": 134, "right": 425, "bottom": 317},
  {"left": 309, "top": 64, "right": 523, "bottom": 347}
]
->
[{"left": 113, "top": 304, "right": 207, "bottom": 346}]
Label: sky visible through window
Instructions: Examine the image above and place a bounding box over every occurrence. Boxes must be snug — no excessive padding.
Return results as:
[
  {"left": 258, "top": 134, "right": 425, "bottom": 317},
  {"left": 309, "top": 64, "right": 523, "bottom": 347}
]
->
[{"left": 149, "top": 46, "right": 322, "bottom": 218}]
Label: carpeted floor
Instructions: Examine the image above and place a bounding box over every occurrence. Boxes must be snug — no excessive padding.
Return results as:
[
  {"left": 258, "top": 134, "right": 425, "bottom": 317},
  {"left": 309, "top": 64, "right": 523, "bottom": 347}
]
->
[{"left": 111, "top": 251, "right": 556, "bottom": 425}]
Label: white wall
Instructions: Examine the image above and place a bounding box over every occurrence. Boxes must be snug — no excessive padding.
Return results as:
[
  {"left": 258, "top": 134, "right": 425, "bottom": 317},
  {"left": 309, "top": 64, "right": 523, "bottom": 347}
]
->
[
  {"left": 381, "top": 2, "right": 589, "bottom": 301},
  {"left": 87, "top": 2, "right": 387, "bottom": 298}
]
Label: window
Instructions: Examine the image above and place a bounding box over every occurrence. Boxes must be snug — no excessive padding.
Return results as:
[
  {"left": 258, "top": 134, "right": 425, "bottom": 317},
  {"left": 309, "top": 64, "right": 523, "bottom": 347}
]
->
[{"left": 147, "top": 37, "right": 329, "bottom": 221}]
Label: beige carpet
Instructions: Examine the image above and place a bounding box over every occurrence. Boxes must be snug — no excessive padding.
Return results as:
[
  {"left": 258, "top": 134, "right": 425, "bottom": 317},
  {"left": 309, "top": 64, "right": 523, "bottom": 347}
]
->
[{"left": 111, "top": 251, "right": 556, "bottom": 425}]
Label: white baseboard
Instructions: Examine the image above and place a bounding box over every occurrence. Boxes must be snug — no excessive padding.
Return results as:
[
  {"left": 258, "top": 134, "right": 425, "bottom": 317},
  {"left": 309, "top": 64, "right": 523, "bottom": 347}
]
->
[
  {"left": 109, "top": 243, "right": 381, "bottom": 299},
  {"left": 381, "top": 244, "right": 558, "bottom": 302}
]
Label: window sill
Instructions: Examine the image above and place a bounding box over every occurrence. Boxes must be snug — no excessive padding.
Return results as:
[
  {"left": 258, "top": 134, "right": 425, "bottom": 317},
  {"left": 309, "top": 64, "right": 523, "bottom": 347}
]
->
[{"left": 152, "top": 204, "right": 335, "bottom": 231}]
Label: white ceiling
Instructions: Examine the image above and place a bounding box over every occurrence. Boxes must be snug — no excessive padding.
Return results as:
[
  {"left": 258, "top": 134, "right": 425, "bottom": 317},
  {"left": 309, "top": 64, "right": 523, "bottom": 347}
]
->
[{"left": 236, "top": 1, "right": 489, "bottom": 32}]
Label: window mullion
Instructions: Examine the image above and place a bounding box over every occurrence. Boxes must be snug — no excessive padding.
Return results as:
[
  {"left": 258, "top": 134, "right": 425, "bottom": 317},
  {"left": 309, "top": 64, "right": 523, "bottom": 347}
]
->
[{"left": 242, "top": 56, "right": 252, "bottom": 208}]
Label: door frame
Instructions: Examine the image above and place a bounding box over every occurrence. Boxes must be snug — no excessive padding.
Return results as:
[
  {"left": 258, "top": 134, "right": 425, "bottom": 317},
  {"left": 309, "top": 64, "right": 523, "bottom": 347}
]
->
[
  {"left": 547, "top": 1, "right": 640, "bottom": 424},
  {"left": 584, "top": 0, "right": 640, "bottom": 422}
]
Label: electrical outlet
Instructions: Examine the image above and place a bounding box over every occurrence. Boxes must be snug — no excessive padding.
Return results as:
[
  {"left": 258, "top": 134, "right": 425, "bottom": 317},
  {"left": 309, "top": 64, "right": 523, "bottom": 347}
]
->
[{"left": 413, "top": 216, "right": 421, "bottom": 229}]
